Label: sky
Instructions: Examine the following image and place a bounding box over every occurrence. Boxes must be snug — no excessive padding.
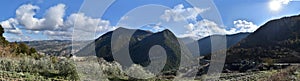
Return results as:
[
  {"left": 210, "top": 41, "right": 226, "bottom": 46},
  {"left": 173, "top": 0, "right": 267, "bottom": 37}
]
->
[{"left": 0, "top": 0, "right": 299, "bottom": 41}]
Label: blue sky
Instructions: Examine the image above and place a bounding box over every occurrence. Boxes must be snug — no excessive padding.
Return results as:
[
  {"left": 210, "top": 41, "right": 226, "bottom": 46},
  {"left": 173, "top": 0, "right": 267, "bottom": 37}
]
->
[{"left": 0, "top": 0, "right": 300, "bottom": 41}]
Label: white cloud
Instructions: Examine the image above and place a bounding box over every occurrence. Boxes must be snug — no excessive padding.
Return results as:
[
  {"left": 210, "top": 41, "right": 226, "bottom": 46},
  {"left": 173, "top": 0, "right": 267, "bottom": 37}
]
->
[
  {"left": 160, "top": 4, "right": 259, "bottom": 40},
  {"left": 1, "top": 3, "right": 115, "bottom": 41},
  {"left": 15, "top": 4, "right": 42, "bottom": 30},
  {"left": 15, "top": 4, "right": 66, "bottom": 31},
  {"left": 43, "top": 4, "right": 65, "bottom": 30},
  {"left": 66, "top": 13, "right": 114, "bottom": 34},
  {"left": 152, "top": 25, "right": 164, "bottom": 32},
  {"left": 179, "top": 19, "right": 259, "bottom": 40},
  {"left": 0, "top": 18, "right": 18, "bottom": 29},
  {"left": 6, "top": 28, "right": 22, "bottom": 35},
  {"left": 44, "top": 30, "right": 72, "bottom": 39},
  {"left": 161, "top": 4, "right": 209, "bottom": 22},
  {"left": 0, "top": 18, "right": 21, "bottom": 35},
  {"left": 180, "top": 19, "right": 225, "bottom": 40},
  {"left": 27, "top": 30, "right": 40, "bottom": 34},
  {"left": 226, "top": 20, "right": 259, "bottom": 34},
  {"left": 142, "top": 23, "right": 165, "bottom": 32}
]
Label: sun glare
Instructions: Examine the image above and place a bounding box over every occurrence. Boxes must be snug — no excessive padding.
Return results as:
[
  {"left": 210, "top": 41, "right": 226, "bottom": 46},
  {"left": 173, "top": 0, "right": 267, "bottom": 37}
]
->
[{"left": 269, "top": 1, "right": 282, "bottom": 11}]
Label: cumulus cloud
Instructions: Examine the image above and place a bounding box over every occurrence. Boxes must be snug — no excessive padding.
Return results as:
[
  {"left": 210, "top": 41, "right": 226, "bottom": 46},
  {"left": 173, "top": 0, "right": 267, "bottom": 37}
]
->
[
  {"left": 0, "top": 3, "right": 115, "bottom": 40},
  {"left": 161, "top": 4, "right": 209, "bottom": 22},
  {"left": 1, "top": 18, "right": 18, "bottom": 29},
  {"left": 160, "top": 4, "right": 226, "bottom": 40},
  {"left": 67, "top": 13, "right": 116, "bottom": 39},
  {"left": 179, "top": 19, "right": 259, "bottom": 39},
  {"left": 67, "top": 13, "right": 111, "bottom": 32},
  {"left": 0, "top": 18, "right": 21, "bottom": 35},
  {"left": 226, "top": 20, "right": 259, "bottom": 34},
  {"left": 160, "top": 4, "right": 259, "bottom": 40},
  {"left": 180, "top": 19, "right": 225, "bottom": 40},
  {"left": 15, "top": 4, "right": 66, "bottom": 31},
  {"left": 15, "top": 4, "right": 42, "bottom": 30},
  {"left": 43, "top": 4, "right": 65, "bottom": 30}
]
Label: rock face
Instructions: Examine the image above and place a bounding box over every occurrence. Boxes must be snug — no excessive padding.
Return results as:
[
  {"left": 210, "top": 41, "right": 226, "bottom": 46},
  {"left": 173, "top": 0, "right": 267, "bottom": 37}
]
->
[{"left": 226, "top": 14, "right": 300, "bottom": 63}]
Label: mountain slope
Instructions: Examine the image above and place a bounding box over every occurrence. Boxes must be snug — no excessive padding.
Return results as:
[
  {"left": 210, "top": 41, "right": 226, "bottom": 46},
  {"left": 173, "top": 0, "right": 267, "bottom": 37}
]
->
[
  {"left": 129, "top": 29, "right": 182, "bottom": 70},
  {"left": 75, "top": 27, "right": 153, "bottom": 59},
  {"left": 199, "top": 33, "right": 250, "bottom": 56},
  {"left": 22, "top": 40, "right": 72, "bottom": 56},
  {"left": 186, "top": 33, "right": 250, "bottom": 56},
  {"left": 76, "top": 27, "right": 192, "bottom": 71},
  {"left": 226, "top": 14, "right": 300, "bottom": 63}
]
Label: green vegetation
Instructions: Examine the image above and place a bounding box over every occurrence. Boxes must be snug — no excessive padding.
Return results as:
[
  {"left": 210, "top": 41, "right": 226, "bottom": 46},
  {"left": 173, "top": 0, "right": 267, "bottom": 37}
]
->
[
  {"left": 0, "top": 25, "right": 42, "bottom": 59},
  {"left": 0, "top": 57, "right": 79, "bottom": 80},
  {"left": 0, "top": 25, "right": 79, "bottom": 80}
]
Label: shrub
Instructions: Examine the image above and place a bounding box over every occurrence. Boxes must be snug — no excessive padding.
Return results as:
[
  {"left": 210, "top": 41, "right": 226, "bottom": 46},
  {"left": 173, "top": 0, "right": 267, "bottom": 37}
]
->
[
  {"left": 18, "top": 43, "right": 30, "bottom": 55},
  {"left": 0, "top": 57, "right": 80, "bottom": 80},
  {"left": 29, "top": 48, "right": 37, "bottom": 54}
]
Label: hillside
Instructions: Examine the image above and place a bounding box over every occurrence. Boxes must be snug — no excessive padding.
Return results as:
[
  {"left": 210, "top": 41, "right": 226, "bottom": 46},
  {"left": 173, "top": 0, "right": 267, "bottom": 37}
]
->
[
  {"left": 0, "top": 25, "right": 40, "bottom": 58},
  {"left": 226, "top": 14, "right": 300, "bottom": 64},
  {"left": 76, "top": 27, "right": 153, "bottom": 57},
  {"left": 22, "top": 40, "right": 71, "bottom": 56},
  {"left": 76, "top": 27, "right": 191, "bottom": 71},
  {"left": 0, "top": 25, "right": 79, "bottom": 80},
  {"left": 187, "top": 33, "right": 250, "bottom": 56},
  {"left": 129, "top": 29, "right": 182, "bottom": 71}
]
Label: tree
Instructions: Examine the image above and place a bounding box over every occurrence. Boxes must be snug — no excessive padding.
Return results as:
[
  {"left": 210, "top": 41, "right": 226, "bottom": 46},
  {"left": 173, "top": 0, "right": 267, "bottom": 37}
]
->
[
  {"left": 0, "top": 25, "right": 8, "bottom": 46},
  {"left": 0, "top": 25, "right": 4, "bottom": 36},
  {"left": 30, "top": 48, "right": 37, "bottom": 54},
  {"left": 18, "top": 43, "right": 30, "bottom": 54}
]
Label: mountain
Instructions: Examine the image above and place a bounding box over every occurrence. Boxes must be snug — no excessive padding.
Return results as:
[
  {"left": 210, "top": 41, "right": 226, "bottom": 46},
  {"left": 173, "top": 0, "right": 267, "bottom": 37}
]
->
[
  {"left": 129, "top": 29, "right": 182, "bottom": 70},
  {"left": 75, "top": 27, "right": 153, "bottom": 58},
  {"left": 180, "top": 37, "right": 196, "bottom": 44},
  {"left": 76, "top": 27, "right": 194, "bottom": 71},
  {"left": 186, "top": 33, "right": 250, "bottom": 56},
  {"left": 22, "top": 40, "right": 72, "bottom": 56},
  {"left": 226, "top": 14, "right": 300, "bottom": 64}
]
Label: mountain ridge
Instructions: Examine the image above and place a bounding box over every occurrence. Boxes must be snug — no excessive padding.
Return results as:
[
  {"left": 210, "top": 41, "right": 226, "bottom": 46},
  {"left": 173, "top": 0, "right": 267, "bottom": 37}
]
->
[{"left": 226, "top": 14, "right": 300, "bottom": 64}]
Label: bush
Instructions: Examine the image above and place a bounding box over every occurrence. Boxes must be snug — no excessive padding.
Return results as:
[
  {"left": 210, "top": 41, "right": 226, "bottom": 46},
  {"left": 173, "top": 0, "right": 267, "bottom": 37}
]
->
[
  {"left": 29, "top": 48, "right": 37, "bottom": 54},
  {"left": 18, "top": 43, "right": 30, "bottom": 55},
  {"left": 0, "top": 57, "right": 80, "bottom": 80}
]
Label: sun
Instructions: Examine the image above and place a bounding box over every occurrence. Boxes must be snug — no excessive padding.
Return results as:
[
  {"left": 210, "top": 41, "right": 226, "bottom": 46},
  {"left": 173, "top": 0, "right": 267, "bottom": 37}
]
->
[{"left": 269, "top": 1, "right": 282, "bottom": 11}]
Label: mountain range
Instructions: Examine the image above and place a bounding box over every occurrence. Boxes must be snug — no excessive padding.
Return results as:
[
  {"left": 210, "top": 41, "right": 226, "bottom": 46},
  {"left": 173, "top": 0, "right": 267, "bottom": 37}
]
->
[
  {"left": 23, "top": 27, "right": 250, "bottom": 71},
  {"left": 22, "top": 14, "right": 300, "bottom": 73},
  {"left": 76, "top": 27, "right": 185, "bottom": 71},
  {"left": 74, "top": 27, "right": 250, "bottom": 71}
]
